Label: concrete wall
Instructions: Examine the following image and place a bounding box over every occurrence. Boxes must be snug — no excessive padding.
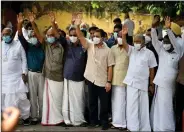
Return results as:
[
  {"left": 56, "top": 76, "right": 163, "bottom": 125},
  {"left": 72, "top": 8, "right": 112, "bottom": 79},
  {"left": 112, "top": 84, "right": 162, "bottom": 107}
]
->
[{"left": 34, "top": 11, "right": 154, "bottom": 35}]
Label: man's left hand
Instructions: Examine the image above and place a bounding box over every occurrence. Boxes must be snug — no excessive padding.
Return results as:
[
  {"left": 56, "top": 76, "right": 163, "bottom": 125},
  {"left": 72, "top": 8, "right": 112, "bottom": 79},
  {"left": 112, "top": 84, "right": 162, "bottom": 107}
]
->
[{"left": 105, "top": 82, "right": 111, "bottom": 92}]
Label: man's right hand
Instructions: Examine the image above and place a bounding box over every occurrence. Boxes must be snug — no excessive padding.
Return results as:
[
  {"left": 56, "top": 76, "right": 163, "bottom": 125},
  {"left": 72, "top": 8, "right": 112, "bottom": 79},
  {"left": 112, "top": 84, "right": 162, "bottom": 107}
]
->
[{"left": 17, "top": 13, "right": 24, "bottom": 24}]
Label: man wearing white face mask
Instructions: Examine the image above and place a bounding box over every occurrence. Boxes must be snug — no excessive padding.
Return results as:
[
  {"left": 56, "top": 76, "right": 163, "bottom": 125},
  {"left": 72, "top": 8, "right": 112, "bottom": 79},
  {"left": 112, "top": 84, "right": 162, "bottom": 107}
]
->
[
  {"left": 62, "top": 27, "right": 87, "bottom": 126},
  {"left": 110, "top": 31, "right": 129, "bottom": 130},
  {"left": 107, "top": 24, "right": 122, "bottom": 48},
  {"left": 17, "top": 13, "right": 45, "bottom": 125},
  {"left": 150, "top": 16, "right": 183, "bottom": 131},
  {"left": 74, "top": 17, "right": 115, "bottom": 130},
  {"left": 122, "top": 25, "right": 157, "bottom": 131}
]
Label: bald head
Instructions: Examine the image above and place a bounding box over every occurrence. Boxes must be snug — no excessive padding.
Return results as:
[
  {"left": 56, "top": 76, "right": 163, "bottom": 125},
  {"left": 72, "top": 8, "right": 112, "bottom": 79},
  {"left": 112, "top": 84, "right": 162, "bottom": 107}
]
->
[
  {"left": 134, "top": 34, "right": 145, "bottom": 45},
  {"left": 46, "top": 28, "right": 55, "bottom": 37}
]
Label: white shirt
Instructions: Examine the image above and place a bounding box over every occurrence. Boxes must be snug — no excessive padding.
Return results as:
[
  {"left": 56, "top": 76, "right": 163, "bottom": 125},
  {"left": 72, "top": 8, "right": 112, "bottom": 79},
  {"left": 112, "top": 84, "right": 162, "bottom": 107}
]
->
[
  {"left": 151, "top": 28, "right": 182, "bottom": 88},
  {"left": 123, "top": 45, "right": 157, "bottom": 91},
  {"left": 122, "top": 18, "right": 135, "bottom": 36},
  {"left": 14, "top": 27, "right": 29, "bottom": 41},
  {"left": 2, "top": 40, "right": 28, "bottom": 94}
]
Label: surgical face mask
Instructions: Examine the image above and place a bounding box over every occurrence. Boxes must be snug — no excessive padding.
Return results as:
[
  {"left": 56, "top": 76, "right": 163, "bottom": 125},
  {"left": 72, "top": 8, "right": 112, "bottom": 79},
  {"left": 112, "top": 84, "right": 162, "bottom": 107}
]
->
[
  {"left": 69, "top": 36, "right": 78, "bottom": 43},
  {"left": 47, "top": 37, "right": 55, "bottom": 44},
  {"left": 2, "top": 35, "right": 12, "bottom": 44},
  {"left": 29, "top": 37, "right": 38, "bottom": 45},
  {"left": 93, "top": 37, "right": 101, "bottom": 45},
  {"left": 113, "top": 32, "right": 118, "bottom": 39},
  {"left": 117, "top": 37, "right": 123, "bottom": 45},
  {"left": 145, "top": 35, "right": 151, "bottom": 44},
  {"left": 163, "top": 44, "right": 171, "bottom": 51},
  {"left": 134, "top": 43, "right": 141, "bottom": 50}
]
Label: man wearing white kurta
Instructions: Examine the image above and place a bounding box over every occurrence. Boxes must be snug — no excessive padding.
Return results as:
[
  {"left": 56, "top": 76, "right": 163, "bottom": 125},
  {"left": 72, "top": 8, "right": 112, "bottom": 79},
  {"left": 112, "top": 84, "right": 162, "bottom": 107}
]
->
[
  {"left": 111, "top": 31, "right": 129, "bottom": 129},
  {"left": 121, "top": 26, "right": 157, "bottom": 131},
  {"left": 150, "top": 17, "right": 183, "bottom": 131},
  {"left": 2, "top": 28, "right": 30, "bottom": 125}
]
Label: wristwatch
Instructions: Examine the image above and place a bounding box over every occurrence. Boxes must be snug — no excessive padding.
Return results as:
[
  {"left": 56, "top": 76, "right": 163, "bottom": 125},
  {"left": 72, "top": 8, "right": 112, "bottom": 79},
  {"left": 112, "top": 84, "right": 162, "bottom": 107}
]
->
[{"left": 107, "top": 81, "right": 111, "bottom": 84}]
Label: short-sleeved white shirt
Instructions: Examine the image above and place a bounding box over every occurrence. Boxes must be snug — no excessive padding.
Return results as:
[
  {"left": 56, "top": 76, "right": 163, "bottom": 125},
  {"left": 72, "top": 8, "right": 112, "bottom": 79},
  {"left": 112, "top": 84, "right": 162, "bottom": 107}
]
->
[{"left": 123, "top": 45, "right": 157, "bottom": 91}]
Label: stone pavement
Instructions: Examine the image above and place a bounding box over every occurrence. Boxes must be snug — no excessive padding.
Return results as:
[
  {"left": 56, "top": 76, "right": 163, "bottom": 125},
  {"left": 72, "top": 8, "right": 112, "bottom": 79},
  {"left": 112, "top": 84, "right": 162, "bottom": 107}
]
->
[{"left": 16, "top": 124, "right": 125, "bottom": 132}]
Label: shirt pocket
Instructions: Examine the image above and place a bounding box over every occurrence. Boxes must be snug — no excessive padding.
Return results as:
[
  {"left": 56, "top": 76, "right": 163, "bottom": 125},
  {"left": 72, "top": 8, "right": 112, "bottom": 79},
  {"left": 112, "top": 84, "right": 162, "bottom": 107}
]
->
[
  {"left": 53, "top": 50, "right": 63, "bottom": 64},
  {"left": 168, "top": 55, "right": 179, "bottom": 69},
  {"left": 11, "top": 50, "right": 20, "bottom": 60}
]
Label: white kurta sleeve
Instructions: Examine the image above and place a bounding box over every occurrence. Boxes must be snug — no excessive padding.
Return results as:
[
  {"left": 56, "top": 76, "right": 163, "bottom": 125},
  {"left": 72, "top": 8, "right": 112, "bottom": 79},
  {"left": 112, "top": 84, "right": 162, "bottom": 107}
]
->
[
  {"left": 151, "top": 28, "right": 162, "bottom": 54},
  {"left": 167, "top": 29, "right": 181, "bottom": 55},
  {"left": 148, "top": 51, "right": 157, "bottom": 68},
  {"left": 21, "top": 45, "right": 28, "bottom": 74}
]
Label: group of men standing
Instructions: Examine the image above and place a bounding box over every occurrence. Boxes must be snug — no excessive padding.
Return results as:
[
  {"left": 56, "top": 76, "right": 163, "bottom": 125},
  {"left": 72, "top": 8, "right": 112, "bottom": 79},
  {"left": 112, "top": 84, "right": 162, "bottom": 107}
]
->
[{"left": 1, "top": 12, "right": 184, "bottom": 131}]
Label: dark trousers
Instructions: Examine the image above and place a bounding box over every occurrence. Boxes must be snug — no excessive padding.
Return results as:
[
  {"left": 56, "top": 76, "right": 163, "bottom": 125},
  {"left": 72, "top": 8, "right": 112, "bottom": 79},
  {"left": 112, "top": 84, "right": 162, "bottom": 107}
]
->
[
  {"left": 87, "top": 80, "right": 109, "bottom": 125},
  {"left": 175, "top": 83, "right": 184, "bottom": 131}
]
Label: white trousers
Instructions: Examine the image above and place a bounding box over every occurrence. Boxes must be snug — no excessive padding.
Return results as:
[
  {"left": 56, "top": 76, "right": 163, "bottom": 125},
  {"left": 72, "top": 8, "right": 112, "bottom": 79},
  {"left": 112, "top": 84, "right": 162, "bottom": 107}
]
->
[
  {"left": 126, "top": 86, "right": 151, "bottom": 131},
  {"left": 41, "top": 78, "right": 64, "bottom": 125},
  {"left": 62, "top": 79, "right": 86, "bottom": 126},
  {"left": 28, "top": 71, "right": 44, "bottom": 120},
  {"left": 111, "top": 85, "right": 126, "bottom": 128},
  {"left": 150, "top": 86, "right": 175, "bottom": 131},
  {"left": 2, "top": 93, "right": 30, "bottom": 120}
]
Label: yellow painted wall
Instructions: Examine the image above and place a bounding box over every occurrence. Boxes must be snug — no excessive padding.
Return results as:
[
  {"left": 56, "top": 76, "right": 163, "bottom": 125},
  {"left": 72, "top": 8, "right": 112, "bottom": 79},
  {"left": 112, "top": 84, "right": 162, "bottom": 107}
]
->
[{"left": 34, "top": 11, "right": 154, "bottom": 35}]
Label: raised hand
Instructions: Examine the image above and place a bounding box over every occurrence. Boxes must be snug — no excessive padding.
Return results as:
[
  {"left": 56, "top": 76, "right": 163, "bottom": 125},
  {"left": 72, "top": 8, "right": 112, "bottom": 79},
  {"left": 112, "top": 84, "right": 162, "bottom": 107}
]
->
[
  {"left": 122, "top": 24, "right": 128, "bottom": 36},
  {"left": 72, "top": 13, "right": 82, "bottom": 26},
  {"left": 17, "top": 13, "right": 24, "bottom": 24},
  {"left": 28, "top": 12, "right": 35, "bottom": 23},
  {"left": 49, "top": 12, "right": 56, "bottom": 23},
  {"left": 165, "top": 16, "right": 171, "bottom": 29}
]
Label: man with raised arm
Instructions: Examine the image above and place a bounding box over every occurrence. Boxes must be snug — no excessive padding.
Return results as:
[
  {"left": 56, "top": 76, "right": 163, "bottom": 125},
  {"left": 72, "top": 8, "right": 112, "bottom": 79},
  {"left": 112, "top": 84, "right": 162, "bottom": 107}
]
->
[
  {"left": 150, "top": 16, "right": 183, "bottom": 131},
  {"left": 17, "top": 13, "right": 45, "bottom": 125},
  {"left": 28, "top": 12, "right": 66, "bottom": 126},
  {"left": 122, "top": 25, "right": 157, "bottom": 131},
  {"left": 74, "top": 16, "right": 115, "bottom": 130}
]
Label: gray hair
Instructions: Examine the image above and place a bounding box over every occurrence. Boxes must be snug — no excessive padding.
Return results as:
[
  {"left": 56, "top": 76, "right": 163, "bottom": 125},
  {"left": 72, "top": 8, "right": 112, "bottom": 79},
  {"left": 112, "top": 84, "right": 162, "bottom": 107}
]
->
[
  {"left": 134, "top": 34, "right": 145, "bottom": 44},
  {"left": 3, "top": 27, "right": 13, "bottom": 35}
]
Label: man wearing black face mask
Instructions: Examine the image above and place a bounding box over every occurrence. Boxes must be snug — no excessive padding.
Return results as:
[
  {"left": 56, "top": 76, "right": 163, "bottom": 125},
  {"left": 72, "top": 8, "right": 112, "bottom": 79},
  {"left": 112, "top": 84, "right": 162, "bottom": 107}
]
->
[{"left": 150, "top": 16, "right": 183, "bottom": 131}]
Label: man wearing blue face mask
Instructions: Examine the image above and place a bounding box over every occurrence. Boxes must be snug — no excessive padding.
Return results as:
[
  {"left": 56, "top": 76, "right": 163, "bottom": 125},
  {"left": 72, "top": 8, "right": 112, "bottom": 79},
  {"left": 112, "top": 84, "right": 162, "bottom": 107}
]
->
[
  {"left": 107, "top": 24, "right": 122, "bottom": 48},
  {"left": 28, "top": 12, "right": 66, "bottom": 126},
  {"left": 2, "top": 27, "right": 31, "bottom": 126},
  {"left": 150, "top": 16, "right": 183, "bottom": 131},
  {"left": 17, "top": 13, "right": 45, "bottom": 125}
]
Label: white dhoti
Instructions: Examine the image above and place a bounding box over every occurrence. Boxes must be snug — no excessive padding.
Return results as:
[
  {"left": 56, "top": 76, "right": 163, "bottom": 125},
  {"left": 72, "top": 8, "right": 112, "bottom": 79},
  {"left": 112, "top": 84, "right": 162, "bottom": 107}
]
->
[
  {"left": 2, "top": 93, "right": 30, "bottom": 120},
  {"left": 62, "top": 79, "right": 86, "bottom": 126},
  {"left": 126, "top": 86, "right": 151, "bottom": 131},
  {"left": 41, "top": 78, "right": 64, "bottom": 125},
  {"left": 111, "top": 85, "right": 126, "bottom": 128},
  {"left": 2, "top": 74, "right": 30, "bottom": 120},
  {"left": 28, "top": 71, "right": 44, "bottom": 120},
  {"left": 150, "top": 86, "right": 175, "bottom": 131}
]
